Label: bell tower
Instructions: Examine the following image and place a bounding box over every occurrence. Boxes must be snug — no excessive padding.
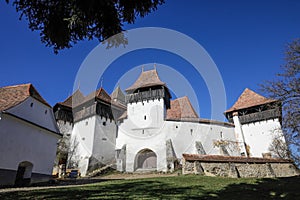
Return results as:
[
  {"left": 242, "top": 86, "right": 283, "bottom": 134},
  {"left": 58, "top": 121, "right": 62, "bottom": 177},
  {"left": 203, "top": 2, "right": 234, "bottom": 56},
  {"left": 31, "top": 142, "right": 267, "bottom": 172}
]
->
[{"left": 125, "top": 68, "right": 171, "bottom": 129}]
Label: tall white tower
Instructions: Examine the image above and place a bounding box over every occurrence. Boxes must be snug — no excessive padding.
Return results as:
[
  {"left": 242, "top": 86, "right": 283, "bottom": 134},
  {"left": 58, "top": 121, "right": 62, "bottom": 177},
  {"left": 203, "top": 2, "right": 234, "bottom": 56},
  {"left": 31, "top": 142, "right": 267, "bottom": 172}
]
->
[
  {"left": 225, "top": 88, "right": 283, "bottom": 157},
  {"left": 125, "top": 68, "right": 171, "bottom": 132},
  {"left": 116, "top": 68, "right": 172, "bottom": 172}
]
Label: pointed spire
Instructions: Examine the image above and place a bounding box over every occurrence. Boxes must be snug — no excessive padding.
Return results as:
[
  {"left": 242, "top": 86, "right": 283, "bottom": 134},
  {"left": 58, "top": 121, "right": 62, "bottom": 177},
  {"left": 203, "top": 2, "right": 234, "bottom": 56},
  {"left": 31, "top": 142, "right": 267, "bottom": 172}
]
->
[{"left": 111, "top": 85, "right": 125, "bottom": 104}]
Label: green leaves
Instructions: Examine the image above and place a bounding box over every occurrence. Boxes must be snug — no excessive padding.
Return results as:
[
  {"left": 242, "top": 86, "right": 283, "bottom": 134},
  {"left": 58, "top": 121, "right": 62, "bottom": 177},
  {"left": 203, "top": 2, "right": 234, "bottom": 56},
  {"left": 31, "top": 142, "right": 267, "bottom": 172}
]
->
[{"left": 6, "top": 0, "right": 165, "bottom": 53}]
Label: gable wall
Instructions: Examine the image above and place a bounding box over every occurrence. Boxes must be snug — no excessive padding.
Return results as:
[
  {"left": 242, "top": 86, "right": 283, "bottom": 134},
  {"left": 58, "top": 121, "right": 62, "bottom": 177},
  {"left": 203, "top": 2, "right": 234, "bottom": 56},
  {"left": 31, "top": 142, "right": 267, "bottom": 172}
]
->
[{"left": 6, "top": 97, "right": 58, "bottom": 132}]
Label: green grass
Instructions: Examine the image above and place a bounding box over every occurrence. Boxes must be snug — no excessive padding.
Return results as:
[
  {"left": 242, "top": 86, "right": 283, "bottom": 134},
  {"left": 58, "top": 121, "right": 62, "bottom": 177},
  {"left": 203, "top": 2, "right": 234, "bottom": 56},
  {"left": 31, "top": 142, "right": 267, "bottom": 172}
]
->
[{"left": 1, "top": 175, "right": 299, "bottom": 199}]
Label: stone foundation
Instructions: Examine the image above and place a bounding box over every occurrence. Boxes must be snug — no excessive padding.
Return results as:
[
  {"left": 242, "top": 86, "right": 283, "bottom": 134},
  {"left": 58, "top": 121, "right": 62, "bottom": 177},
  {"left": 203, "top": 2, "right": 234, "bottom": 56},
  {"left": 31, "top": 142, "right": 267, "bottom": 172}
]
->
[{"left": 182, "top": 154, "right": 299, "bottom": 178}]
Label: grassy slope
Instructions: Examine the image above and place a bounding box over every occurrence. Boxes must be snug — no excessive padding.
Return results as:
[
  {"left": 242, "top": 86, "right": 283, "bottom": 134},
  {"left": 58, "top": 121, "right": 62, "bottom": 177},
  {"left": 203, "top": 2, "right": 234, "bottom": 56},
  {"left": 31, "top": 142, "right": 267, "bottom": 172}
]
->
[{"left": 0, "top": 175, "right": 299, "bottom": 199}]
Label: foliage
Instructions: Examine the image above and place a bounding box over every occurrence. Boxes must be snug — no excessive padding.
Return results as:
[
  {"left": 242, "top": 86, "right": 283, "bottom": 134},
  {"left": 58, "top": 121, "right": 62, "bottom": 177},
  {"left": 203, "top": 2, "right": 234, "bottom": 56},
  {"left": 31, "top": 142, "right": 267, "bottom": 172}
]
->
[
  {"left": 269, "top": 133, "right": 290, "bottom": 159},
  {"left": 55, "top": 135, "right": 79, "bottom": 169},
  {"left": 1, "top": 175, "right": 300, "bottom": 199},
  {"left": 5, "top": 0, "right": 165, "bottom": 53},
  {"left": 261, "top": 39, "right": 300, "bottom": 165}
]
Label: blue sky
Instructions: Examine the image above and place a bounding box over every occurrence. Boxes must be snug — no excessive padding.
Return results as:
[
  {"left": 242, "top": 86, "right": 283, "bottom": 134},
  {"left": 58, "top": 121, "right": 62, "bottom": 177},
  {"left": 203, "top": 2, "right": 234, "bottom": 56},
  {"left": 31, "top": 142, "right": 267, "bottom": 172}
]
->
[{"left": 1, "top": 0, "right": 299, "bottom": 121}]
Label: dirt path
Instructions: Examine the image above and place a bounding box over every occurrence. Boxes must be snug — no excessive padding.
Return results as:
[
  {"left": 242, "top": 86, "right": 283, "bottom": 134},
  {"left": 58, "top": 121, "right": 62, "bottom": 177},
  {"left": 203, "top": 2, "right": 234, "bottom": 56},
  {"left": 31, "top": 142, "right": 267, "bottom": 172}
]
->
[
  {"left": 98, "top": 172, "right": 179, "bottom": 180},
  {"left": 0, "top": 172, "right": 179, "bottom": 193}
]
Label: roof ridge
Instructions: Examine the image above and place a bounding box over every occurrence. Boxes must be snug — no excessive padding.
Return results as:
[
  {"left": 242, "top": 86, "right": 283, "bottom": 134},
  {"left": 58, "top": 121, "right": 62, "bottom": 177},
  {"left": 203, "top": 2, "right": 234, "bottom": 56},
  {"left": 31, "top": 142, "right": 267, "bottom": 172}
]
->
[{"left": 3, "top": 83, "right": 31, "bottom": 89}]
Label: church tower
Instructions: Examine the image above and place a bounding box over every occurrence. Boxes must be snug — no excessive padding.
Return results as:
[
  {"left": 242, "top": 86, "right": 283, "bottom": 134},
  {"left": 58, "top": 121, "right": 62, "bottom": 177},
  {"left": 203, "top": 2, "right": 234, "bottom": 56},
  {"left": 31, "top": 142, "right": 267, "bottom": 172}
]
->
[
  {"left": 225, "top": 88, "right": 283, "bottom": 157},
  {"left": 125, "top": 68, "right": 171, "bottom": 131}
]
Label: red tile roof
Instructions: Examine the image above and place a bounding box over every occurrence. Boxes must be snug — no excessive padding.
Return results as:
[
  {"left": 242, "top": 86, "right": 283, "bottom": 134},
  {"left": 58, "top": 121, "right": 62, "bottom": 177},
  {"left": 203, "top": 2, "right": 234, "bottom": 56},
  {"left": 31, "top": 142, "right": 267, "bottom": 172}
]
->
[
  {"left": 182, "top": 154, "right": 292, "bottom": 163},
  {"left": 0, "top": 83, "right": 50, "bottom": 111},
  {"left": 125, "top": 69, "right": 166, "bottom": 92},
  {"left": 225, "top": 88, "right": 277, "bottom": 113},
  {"left": 166, "top": 96, "right": 199, "bottom": 120}
]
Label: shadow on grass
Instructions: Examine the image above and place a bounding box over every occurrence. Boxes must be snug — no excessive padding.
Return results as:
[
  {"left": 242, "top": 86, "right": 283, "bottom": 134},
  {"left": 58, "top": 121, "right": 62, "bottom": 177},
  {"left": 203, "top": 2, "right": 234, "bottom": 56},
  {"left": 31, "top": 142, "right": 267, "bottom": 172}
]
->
[
  {"left": 210, "top": 176, "right": 300, "bottom": 200},
  {"left": 0, "top": 176, "right": 299, "bottom": 199},
  {"left": 0, "top": 179, "right": 207, "bottom": 200}
]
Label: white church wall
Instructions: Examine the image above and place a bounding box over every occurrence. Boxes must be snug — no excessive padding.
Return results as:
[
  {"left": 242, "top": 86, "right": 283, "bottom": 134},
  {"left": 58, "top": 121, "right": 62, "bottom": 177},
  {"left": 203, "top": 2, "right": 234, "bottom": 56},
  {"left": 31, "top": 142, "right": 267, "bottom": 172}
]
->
[
  {"left": 164, "top": 121, "right": 239, "bottom": 158},
  {"left": 116, "top": 125, "right": 168, "bottom": 172},
  {"left": 71, "top": 116, "right": 96, "bottom": 176},
  {"left": 117, "top": 117, "right": 239, "bottom": 172},
  {"left": 92, "top": 116, "right": 117, "bottom": 165},
  {"left": 241, "top": 119, "right": 282, "bottom": 157},
  {"left": 0, "top": 114, "right": 59, "bottom": 185}
]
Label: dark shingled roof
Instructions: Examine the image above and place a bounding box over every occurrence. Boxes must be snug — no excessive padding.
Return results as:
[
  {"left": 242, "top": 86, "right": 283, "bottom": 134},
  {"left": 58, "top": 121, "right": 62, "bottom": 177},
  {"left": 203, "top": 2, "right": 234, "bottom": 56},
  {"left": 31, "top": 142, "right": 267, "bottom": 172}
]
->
[
  {"left": 57, "top": 89, "right": 85, "bottom": 108},
  {"left": 166, "top": 96, "right": 199, "bottom": 120},
  {"left": 111, "top": 85, "right": 125, "bottom": 103},
  {"left": 86, "top": 87, "right": 112, "bottom": 104},
  {"left": 125, "top": 69, "right": 166, "bottom": 92},
  {"left": 57, "top": 87, "right": 127, "bottom": 111},
  {"left": 182, "top": 154, "right": 292, "bottom": 163},
  {"left": 0, "top": 83, "right": 50, "bottom": 111},
  {"left": 225, "top": 88, "right": 278, "bottom": 113}
]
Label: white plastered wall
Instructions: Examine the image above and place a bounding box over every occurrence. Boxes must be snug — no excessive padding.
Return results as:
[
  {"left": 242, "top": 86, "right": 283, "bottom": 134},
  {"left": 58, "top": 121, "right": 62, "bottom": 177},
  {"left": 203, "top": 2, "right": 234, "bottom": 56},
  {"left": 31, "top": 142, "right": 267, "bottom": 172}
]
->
[{"left": 241, "top": 118, "right": 282, "bottom": 157}]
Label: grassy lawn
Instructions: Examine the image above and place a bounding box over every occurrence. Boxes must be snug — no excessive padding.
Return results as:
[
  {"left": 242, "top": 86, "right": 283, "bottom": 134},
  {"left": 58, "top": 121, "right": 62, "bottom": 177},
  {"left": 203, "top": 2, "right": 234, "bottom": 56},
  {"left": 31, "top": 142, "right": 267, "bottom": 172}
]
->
[{"left": 0, "top": 175, "right": 299, "bottom": 199}]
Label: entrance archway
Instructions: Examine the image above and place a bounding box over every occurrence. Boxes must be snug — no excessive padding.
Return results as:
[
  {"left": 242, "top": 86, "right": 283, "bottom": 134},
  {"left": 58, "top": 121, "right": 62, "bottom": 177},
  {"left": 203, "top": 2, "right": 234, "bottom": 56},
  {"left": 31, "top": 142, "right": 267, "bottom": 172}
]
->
[
  {"left": 135, "top": 149, "right": 157, "bottom": 171},
  {"left": 15, "top": 161, "right": 33, "bottom": 186}
]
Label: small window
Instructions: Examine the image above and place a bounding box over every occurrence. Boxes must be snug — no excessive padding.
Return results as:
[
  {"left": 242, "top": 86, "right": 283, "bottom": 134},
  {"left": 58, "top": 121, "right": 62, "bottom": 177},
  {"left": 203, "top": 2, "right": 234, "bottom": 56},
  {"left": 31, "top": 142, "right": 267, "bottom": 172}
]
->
[
  {"left": 30, "top": 103, "right": 33, "bottom": 107},
  {"left": 175, "top": 125, "right": 178, "bottom": 129},
  {"left": 45, "top": 110, "right": 48, "bottom": 114},
  {"left": 103, "top": 122, "right": 106, "bottom": 126},
  {"left": 144, "top": 115, "right": 146, "bottom": 120},
  {"left": 85, "top": 121, "right": 88, "bottom": 126}
]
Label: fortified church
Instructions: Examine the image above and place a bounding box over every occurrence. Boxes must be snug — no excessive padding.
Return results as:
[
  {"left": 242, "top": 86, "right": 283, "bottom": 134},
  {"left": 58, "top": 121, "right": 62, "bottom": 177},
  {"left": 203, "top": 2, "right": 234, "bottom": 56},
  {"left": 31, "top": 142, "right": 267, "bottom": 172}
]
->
[{"left": 54, "top": 68, "right": 285, "bottom": 176}]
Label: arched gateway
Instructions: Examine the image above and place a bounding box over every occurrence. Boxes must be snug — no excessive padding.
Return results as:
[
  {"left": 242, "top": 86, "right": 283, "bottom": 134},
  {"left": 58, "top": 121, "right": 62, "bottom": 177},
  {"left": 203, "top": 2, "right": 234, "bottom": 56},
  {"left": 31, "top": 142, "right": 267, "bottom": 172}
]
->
[
  {"left": 15, "top": 161, "right": 33, "bottom": 186},
  {"left": 135, "top": 149, "right": 157, "bottom": 171}
]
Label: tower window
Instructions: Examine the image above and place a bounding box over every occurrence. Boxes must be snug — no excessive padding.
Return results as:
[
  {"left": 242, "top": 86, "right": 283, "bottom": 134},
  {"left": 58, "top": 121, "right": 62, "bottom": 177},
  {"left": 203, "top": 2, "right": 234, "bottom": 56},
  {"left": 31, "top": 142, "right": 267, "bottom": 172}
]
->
[
  {"left": 103, "top": 122, "right": 106, "bottom": 126},
  {"left": 85, "top": 121, "right": 88, "bottom": 126},
  {"left": 30, "top": 103, "right": 33, "bottom": 107},
  {"left": 144, "top": 115, "right": 146, "bottom": 120}
]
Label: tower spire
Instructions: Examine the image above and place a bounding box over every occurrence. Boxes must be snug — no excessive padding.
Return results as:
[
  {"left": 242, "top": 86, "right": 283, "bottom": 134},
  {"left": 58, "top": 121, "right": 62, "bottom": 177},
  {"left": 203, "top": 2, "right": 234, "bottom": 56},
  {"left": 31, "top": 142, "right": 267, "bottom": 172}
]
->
[{"left": 100, "top": 77, "right": 104, "bottom": 88}]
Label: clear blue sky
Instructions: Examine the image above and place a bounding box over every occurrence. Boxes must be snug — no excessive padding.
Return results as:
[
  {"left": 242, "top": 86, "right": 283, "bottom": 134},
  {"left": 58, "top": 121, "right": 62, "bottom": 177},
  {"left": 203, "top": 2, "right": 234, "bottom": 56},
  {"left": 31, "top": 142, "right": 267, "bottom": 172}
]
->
[{"left": 1, "top": 0, "right": 299, "bottom": 121}]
